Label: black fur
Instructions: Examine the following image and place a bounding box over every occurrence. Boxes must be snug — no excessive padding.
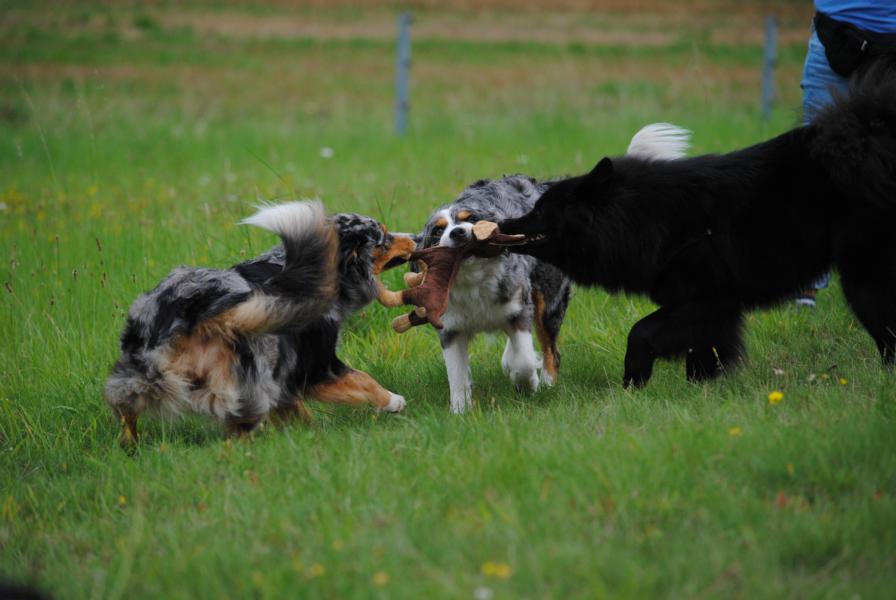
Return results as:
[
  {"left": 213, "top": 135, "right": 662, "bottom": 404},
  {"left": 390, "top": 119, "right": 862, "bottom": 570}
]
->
[{"left": 501, "top": 58, "right": 896, "bottom": 387}]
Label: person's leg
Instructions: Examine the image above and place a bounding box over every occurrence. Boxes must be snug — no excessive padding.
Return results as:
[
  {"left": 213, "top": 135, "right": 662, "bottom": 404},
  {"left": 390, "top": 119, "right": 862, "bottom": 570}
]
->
[
  {"left": 801, "top": 31, "right": 849, "bottom": 123},
  {"left": 797, "top": 31, "right": 848, "bottom": 306}
]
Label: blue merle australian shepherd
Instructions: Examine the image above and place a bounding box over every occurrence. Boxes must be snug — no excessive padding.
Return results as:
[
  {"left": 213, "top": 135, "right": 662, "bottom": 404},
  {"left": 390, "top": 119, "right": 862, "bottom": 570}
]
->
[
  {"left": 104, "top": 202, "right": 417, "bottom": 445},
  {"left": 417, "top": 124, "right": 690, "bottom": 412}
]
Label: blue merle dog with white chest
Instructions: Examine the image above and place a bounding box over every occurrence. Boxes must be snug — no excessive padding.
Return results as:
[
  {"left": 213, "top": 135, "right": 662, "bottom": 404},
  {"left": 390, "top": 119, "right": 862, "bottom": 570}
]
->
[
  {"left": 418, "top": 177, "right": 572, "bottom": 413},
  {"left": 418, "top": 123, "right": 691, "bottom": 412}
]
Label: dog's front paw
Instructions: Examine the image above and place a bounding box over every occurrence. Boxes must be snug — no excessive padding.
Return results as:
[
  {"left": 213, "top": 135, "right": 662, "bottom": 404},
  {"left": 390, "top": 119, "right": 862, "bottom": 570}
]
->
[
  {"left": 381, "top": 393, "right": 406, "bottom": 413},
  {"left": 622, "top": 373, "right": 649, "bottom": 389},
  {"left": 449, "top": 395, "right": 472, "bottom": 414},
  {"left": 509, "top": 368, "right": 540, "bottom": 393}
]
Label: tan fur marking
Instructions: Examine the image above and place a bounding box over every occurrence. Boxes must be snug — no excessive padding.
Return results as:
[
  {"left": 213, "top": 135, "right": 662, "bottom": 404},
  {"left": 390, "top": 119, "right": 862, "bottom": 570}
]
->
[
  {"left": 532, "top": 290, "right": 558, "bottom": 382},
  {"left": 310, "top": 369, "right": 394, "bottom": 409},
  {"left": 434, "top": 216, "right": 448, "bottom": 228},
  {"left": 217, "top": 295, "right": 272, "bottom": 335},
  {"left": 372, "top": 234, "right": 417, "bottom": 275},
  {"left": 456, "top": 210, "right": 472, "bottom": 221},
  {"left": 168, "top": 329, "right": 239, "bottom": 415}
]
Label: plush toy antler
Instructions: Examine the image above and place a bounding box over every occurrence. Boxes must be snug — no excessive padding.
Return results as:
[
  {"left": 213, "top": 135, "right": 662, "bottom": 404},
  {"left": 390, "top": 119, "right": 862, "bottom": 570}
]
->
[{"left": 376, "top": 221, "right": 524, "bottom": 332}]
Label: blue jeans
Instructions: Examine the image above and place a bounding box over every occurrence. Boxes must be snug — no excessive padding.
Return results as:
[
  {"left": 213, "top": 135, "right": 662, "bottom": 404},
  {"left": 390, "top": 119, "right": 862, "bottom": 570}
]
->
[
  {"left": 800, "top": 30, "right": 846, "bottom": 291},
  {"left": 801, "top": 31, "right": 850, "bottom": 123}
]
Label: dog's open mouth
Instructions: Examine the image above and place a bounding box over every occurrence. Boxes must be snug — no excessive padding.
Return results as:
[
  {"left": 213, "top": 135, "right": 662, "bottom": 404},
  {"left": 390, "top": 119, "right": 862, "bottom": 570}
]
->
[
  {"left": 383, "top": 255, "right": 410, "bottom": 270},
  {"left": 522, "top": 232, "right": 547, "bottom": 245},
  {"left": 373, "top": 233, "right": 418, "bottom": 274}
]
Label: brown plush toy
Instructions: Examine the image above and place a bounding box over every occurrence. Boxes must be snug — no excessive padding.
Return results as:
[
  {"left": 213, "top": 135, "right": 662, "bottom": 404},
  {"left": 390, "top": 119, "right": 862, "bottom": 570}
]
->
[{"left": 376, "top": 221, "right": 524, "bottom": 332}]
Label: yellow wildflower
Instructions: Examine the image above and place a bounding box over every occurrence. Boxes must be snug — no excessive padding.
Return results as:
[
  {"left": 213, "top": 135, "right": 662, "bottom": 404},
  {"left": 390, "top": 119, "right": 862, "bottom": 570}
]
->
[
  {"left": 767, "top": 390, "right": 784, "bottom": 405},
  {"left": 839, "top": 377, "right": 848, "bottom": 385},
  {"left": 307, "top": 563, "right": 325, "bottom": 578},
  {"left": 728, "top": 427, "right": 742, "bottom": 437},
  {"left": 372, "top": 571, "right": 389, "bottom": 586},
  {"left": 251, "top": 571, "right": 264, "bottom": 587},
  {"left": 481, "top": 561, "right": 512, "bottom": 579},
  {"left": 118, "top": 495, "right": 127, "bottom": 507},
  {"left": 2, "top": 495, "right": 19, "bottom": 519}
]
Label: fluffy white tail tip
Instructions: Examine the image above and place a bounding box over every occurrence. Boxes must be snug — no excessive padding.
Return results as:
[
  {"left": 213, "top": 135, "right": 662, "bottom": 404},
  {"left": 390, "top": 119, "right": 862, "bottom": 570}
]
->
[
  {"left": 626, "top": 123, "right": 691, "bottom": 160},
  {"left": 241, "top": 200, "right": 325, "bottom": 237}
]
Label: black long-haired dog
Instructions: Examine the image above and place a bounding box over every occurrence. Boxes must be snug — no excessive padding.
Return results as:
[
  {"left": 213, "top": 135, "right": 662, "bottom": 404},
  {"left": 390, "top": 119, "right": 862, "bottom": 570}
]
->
[
  {"left": 498, "top": 59, "right": 896, "bottom": 387},
  {"left": 105, "top": 202, "right": 416, "bottom": 445}
]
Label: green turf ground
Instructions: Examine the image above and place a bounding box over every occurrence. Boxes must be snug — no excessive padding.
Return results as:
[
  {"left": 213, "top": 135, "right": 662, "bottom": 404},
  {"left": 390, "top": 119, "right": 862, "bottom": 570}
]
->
[{"left": 1, "top": 2, "right": 894, "bottom": 598}]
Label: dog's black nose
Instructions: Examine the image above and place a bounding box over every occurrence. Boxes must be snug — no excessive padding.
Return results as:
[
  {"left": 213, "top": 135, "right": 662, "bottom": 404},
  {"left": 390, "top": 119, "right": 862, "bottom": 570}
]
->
[{"left": 449, "top": 228, "right": 468, "bottom": 241}]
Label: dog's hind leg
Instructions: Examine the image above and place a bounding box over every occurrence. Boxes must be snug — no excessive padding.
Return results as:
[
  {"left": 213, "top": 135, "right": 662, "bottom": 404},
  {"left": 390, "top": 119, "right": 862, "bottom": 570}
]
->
[
  {"left": 106, "top": 393, "right": 146, "bottom": 448},
  {"left": 114, "top": 401, "right": 142, "bottom": 448},
  {"left": 310, "top": 369, "right": 406, "bottom": 413},
  {"left": 685, "top": 306, "right": 744, "bottom": 382},
  {"left": 532, "top": 290, "right": 562, "bottom": 386},
  {"left": 623, "top": 302, "right": 743, "bottom": 387},
  {"left": 837, "top": 231, "right": 896, "bottom": 364},
  {"left": 502, "top": 326, "right": 541, "bottom": 393}
]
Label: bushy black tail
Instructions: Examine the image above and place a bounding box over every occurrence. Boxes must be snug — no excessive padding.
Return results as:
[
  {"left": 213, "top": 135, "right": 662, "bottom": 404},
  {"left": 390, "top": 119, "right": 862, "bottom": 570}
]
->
[
  {"left": 232, "top": 201, "right": 338, "bottom": 334},
  {"left": 810, "top": 56, "right": 896, "bottom": 209}
]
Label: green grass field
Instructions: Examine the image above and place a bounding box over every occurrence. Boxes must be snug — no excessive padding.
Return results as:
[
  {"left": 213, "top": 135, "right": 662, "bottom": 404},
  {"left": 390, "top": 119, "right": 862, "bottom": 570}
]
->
[{"left": 2, "top": 2, "right": 895, "bottom": 598}]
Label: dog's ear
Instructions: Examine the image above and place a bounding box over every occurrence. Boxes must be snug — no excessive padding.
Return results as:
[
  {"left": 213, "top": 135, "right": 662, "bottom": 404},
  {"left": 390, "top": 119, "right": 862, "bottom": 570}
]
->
[
  {"left": 586, "top": 157, "right": 614, "bottom": 184},
  {"left": 576, "top": 157, "right": 613, "bottom": 199}
]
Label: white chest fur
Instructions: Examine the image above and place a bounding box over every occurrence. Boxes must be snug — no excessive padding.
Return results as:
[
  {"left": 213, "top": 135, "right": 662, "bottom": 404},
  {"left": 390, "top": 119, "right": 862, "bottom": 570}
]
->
[{"left": 441, "top": 257, "right": 523, "bottom": 333}]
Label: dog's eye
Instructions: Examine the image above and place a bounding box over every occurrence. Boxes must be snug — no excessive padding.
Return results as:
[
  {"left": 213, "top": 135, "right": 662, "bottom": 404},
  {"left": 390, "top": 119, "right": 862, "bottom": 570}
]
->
[
  {"left": 467, "top": 215, "right": 479, "bottom": 224},
  {"left": 430, "top": 226, "right": 444, "bottom": 240}
]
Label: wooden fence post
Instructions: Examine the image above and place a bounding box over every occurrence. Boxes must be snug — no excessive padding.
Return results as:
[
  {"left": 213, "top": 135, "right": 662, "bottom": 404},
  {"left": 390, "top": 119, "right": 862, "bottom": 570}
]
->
[
  {"left": 761, "top": 15, "right": 777, "bottom": 122},
  {"left": 395, "top": 12, "right": 412, "bottom": 135}
]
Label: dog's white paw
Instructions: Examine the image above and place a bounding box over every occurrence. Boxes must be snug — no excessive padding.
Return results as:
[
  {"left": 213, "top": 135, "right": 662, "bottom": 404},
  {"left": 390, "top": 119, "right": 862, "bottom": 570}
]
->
[
  {"left": 382, "top": 393, "right": 406, "bottom": 413},
  {"left": 450, "top": 395, "right": 472, "bottom": 414},
  {"left": 509, "top": 368, "right": 540, "bottom": 393}
]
